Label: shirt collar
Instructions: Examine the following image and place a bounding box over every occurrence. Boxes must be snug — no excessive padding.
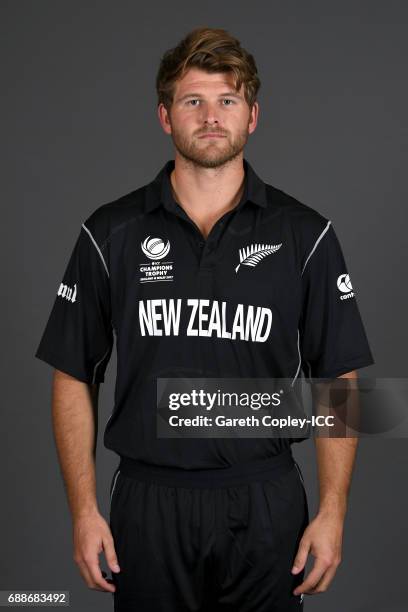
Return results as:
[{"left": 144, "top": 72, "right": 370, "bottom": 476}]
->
[{"left": 144, "top": 158, "right": 268, "bottom": 214}]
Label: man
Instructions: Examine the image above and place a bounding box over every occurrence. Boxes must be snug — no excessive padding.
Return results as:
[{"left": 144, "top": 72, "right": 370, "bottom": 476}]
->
[{"left": 35, "top": 27, "right": 375, "bottom": 611}]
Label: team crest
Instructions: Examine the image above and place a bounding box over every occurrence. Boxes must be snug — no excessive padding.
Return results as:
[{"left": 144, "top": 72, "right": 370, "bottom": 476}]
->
[{"left": 235, "top": 243, "right": 282, "bottom": 273}]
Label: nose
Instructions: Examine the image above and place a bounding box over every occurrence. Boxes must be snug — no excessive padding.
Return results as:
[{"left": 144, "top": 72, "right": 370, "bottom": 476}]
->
[
  {"left": 202, "top": 101, "right": 219, "bottom": 126},
  {"left": 204, "top": 116, "right": 218, "bottom": 126}
]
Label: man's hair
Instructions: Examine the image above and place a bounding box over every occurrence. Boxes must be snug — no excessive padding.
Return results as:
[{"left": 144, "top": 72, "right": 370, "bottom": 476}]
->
[{"left": 156, "top": 27, "right": 261, "bottom": 110}]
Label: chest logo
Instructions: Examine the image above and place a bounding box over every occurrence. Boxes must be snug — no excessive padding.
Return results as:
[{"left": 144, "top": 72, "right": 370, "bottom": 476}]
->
[
  {"left": 235, "top": 243, "right": 282, "bottom": 273},
  {"left": 140, "top": 236, "right": 173, "bottom": 283},
  {"left": 141, "top": 236, "right": 170, "bottom": 260}
]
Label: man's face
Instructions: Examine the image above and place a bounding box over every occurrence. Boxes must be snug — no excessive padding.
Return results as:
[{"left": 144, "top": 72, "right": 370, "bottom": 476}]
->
[{"left": 158, "top": 68, "right": 258, "bottom": 169}]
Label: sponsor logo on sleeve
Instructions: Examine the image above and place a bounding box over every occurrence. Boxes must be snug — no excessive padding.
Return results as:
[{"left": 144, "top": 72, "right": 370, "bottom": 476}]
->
[
  {"left": 57, "top": 282, "right": 77, "bottom": 303},
  {"left": 337, "top": 273, "right": 355, "bottom": 300}
]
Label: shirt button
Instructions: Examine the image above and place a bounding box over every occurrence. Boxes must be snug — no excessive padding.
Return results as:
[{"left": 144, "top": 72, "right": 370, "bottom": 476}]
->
[{"left": 198, "top": 241, "right": 205, "bottom": 248}]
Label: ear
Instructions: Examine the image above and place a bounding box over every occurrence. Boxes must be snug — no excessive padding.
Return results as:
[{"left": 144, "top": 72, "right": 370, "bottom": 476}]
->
[
  {"left": 248, "top": 101, "right": 259, "bottom": 135},
  {"left": 157, "top": 103, "right": 172, "bottom": 135}
]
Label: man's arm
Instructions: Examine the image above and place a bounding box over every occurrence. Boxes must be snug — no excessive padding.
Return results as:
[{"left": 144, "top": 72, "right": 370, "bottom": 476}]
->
[
  {"left": 292, "top": 370, "right": 358, "bottom": 597},
  {"left": 52, "top": 369, "right": 120, "bottom": 592},
  {"left": 314, "top": 369, "right": 358, "bottom": 519}
]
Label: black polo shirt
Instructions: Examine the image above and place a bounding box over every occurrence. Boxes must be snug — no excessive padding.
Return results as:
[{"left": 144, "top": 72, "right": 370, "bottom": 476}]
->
[{"left": 35, "top": 159, "right": 375, "bottom": 468}]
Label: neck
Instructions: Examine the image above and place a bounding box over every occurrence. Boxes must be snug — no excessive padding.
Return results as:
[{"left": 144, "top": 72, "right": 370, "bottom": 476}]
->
[{"left": 170, "top": 152, "right": 246, "bottom": 216}]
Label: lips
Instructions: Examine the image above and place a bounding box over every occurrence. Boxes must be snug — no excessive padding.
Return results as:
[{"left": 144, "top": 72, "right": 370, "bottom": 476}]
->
[{"left": 198, "top": 133, "right": 227, "bottom": 138}]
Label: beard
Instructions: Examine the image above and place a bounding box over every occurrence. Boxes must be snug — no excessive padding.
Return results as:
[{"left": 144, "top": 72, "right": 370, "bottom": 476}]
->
[{"left": 169, "top": 121, "right": 250, "bottom": 169}]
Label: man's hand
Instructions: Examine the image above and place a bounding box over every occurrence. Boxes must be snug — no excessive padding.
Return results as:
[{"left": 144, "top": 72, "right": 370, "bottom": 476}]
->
[
  {"left": 291, "top": 508, "right": 344, "bottom": 596},
  {"left": 73, "top": 511, "right": 120, "bottom": 592}
]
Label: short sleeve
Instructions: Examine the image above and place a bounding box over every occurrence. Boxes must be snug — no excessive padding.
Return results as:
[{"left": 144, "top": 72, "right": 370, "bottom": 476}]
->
[
  {"left": 34, "top": 223, "right": 114, "bottom": 384},
  {"left": 299, "top": 220, "right": 375, "bottom": 379}
]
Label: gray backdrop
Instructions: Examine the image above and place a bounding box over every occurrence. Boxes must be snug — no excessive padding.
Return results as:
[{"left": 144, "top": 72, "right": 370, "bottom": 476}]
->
[{"left": 1, "top": 1, "right": 407, "bottom": 610}]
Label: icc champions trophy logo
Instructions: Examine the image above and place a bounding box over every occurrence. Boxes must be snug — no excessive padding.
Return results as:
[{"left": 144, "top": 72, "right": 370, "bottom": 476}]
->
[
  {"left": 141, "top": 236, "right": 170, "bottom": 260},
  {"left": 139, "top": 236, "right": 173, "bottom": 283}
]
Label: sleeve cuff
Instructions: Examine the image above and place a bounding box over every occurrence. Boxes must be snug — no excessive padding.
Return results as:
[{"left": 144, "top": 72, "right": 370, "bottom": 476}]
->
[
  {"left": 307, "top": 354, "right": 375, "bottom": 380},
  {"left": 34, "top": 348, "right": 105, "bottom": 384}
]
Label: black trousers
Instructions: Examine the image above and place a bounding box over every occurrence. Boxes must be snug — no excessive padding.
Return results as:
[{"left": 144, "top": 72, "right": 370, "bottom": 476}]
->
[{"left": 109, "top": 449, "right": 309, "bottom": 611}]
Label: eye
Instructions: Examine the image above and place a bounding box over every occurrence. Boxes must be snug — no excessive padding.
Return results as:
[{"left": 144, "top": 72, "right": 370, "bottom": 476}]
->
[
  {"left": 187, "top": 99, "right": 200, "bottom": 106},
  {"left": 222, "top": 98, "right": 235, "bottom": 105}
]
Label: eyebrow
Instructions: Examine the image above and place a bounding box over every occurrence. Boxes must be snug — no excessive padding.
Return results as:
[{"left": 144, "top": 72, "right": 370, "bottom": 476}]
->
[{"left": 177, "top": 91, "right": 243, "bottom": 102}]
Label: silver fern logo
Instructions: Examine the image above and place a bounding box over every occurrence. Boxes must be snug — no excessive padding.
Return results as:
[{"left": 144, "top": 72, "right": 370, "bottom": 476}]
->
[{"left": 235, "top": 242, "right": 282, "bottom": 273}]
